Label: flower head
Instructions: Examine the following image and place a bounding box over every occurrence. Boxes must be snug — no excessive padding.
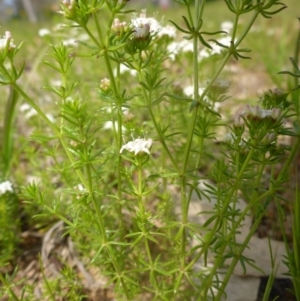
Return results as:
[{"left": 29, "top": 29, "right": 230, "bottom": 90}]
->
[
  {"left": 120, "top": 138, "right": 153, "bottom": 156},
  {"left": 133, "top": 23, "right": 150, "bottom": 39},
  {"left": 0, "top": 31, "right": 16, "bottom": 52},
  {"left": 0, "top": 181, "right": 13, "bottom": 195},
  {"left": 243, "top": 105, "right": 282, "bottom": 121},
  {"left": 167, "top": 40, "right": 193, "bottom": 60},
  {"left": 131, "top": 10, "right": 176, "bottom": 39},
  {"left": 100, "top": 78, "right": 110, "bottom": 91}
]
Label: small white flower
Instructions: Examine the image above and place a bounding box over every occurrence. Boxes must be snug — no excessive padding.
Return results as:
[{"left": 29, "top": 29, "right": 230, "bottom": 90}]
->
[
  {"left": 20, "top": 103, "right": 37, "bottom": 119},
  {"left": 114, "top": 64, "right": 137, "bottom": 77},
  {"left": 103, "top": 121, "right": 126, "bottom": 132},
  {"left": 167, "top": 40, "right": 193, "bottom": 60},
  {"left": 0, "top": 181, "right": 13, "bottom": 195},
  {"left": 74, "top": 183, "right": 86, "bottom": 199},
  {"left": 0, "top": 31, "right": 16, "bottom": 51},
  {"left": 19, "top": 103, "right": 31, "bottom": 112},
  {"left": 120, "top": 138, "right": 153, "bottom": 155},
  {"left": 75, "top": 183, "right": 86, "bottom": 191},
  {"left": 38, "top": 28, "right": 51, "bottom": 37},
  {"left": 221, "top": 21, "right": 233, "bottom": 33},
  {"left": 62, "top": 38, "right": 78, "bottom": 47},
  {"left": 157, "top": 25, "right": 176, "bottom": 39},
  {"left": 183, "top": 85, "right": 205, "bottom": 98}
]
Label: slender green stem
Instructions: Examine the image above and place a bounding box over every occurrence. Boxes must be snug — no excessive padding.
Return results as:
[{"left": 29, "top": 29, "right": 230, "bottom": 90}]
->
[
  {"left": 147, "top": 106, "right": 179, "bottom": 171},
  {"left": 2, "top": 85, "right": 18, "bottom": 177},
  {"left": 0, "top": 64, "right": 18, "bottom": 178},
  {"left": 136, "top": 159, "right": 160, "bottom": 293},
  {"left": 137, "top": 162, "right": 153, "bottom": 266},
  {"left": 39, "top": 254, "right": 56, "bottom": 301},
  {"left": 186, "top": 133, "right": 204, "bottom": 210},
  {"left": 86, "top": 161, "right": 131, "bottom": 300},
  {"left": 135, "top": 54, "right": 180, "bottom": 171},
  {"left": 92, "top": 11, "right": 125, "bottom": 233},
  {"left": 174, "top": 2, "right": 205, "bottom": 296},
  {"left": 277, "top": 137, "right": 300, "bottom": 182}
]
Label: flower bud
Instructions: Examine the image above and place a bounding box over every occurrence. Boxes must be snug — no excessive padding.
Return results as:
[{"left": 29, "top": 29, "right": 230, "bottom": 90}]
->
[
  {"left": 234, "top": 114, "right": 243, "bottom": 127},
  {"left": 100, "top": 78, "right": 110, "bottom": 91},
  {"left": 112, "top": 18, "right": 127, "bottom": 35},
  {"left": 208, "top": 79, "right": 230, "bottom": 94},
  {"left": 0, "top": 31, "right": 16, "bottom": 52},
  {"left": 263, "top": 132, "right": 277, "bottom": 144},
  {"left": 271, "top": 108, "right": 281, "bottom": 120}
]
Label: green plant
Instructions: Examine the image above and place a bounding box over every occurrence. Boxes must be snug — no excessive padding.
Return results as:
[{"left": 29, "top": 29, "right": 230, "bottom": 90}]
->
[{"left": 1, "top": 1, "right": 299, "bottom": 300}]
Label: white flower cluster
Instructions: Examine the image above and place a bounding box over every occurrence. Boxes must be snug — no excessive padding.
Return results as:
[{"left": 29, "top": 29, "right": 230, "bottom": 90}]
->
[
  {"left": 131, "top": 10, "right": 176, "bottom": 39},
  {"left": 0, "top": 181, "right": 13, "bottom": 195},
  {"left": 243, "top": 105, "right": 281, "bottom": 120},
  {"left": 167, "top": 40, "right": 193, "bottom": 60},
  {"left": 133, "top": 23, "right": 150, "bottom": 39},
  {"left": 0, "top": 31, "right": 16, "bottom": 52},
  {"left": 120, "top": 138, "right": 153, "bottom": 155}
]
